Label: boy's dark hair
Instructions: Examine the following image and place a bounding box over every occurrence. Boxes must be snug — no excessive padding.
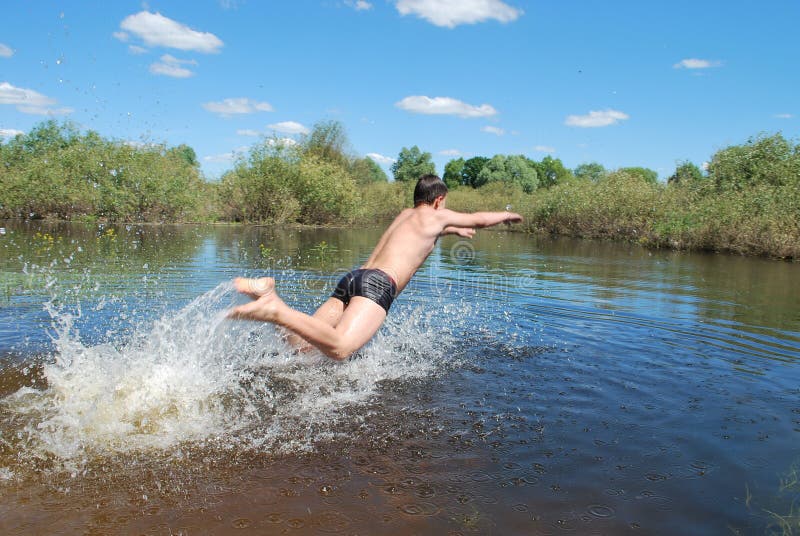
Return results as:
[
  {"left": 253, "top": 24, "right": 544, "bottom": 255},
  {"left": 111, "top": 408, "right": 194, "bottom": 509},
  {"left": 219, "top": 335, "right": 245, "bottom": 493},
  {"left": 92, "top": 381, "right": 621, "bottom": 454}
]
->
[{"left": 413, "top": 174, "right": 448, "bottom": 206}]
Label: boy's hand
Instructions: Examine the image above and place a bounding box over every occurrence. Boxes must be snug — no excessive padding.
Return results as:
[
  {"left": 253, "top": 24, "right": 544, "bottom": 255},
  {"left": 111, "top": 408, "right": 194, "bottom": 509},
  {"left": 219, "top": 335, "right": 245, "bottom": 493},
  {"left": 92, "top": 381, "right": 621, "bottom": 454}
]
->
[
  {"left": 455, "top": 227, "right": 476, "bottom": 238},
  {"left": 506, "top": 212, "right": 523, "bottom": 224}
]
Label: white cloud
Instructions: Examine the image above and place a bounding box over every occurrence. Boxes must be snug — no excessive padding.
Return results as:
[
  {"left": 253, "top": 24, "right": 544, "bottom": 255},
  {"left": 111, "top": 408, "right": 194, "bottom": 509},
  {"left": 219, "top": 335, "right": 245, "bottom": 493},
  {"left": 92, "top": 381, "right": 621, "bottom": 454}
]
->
[
  {"left": 533, "top": 145, "right": 555, "bottom": 153},
  {"left": 113, "top": 31, "right": 129, "bottom": 42},
  {"left": 367, "top": 153, "right": 396, "bottom": 165},
  {"left": 440, "top": 149, "right": 462, "bottom": 156},
  {"left": 346, "top": 0, "right": 373, "bottom": 10},
  {"left": 203, "top": 146, "right": 249, "bottom": 163},
  {"left": 202, "top": 98, "right": 274, "bottom": 117},
  {"left": 149, "top": 54, "right": 197, "bottom": 78},
  {"left": 117, "top": 11, "right": 223, "bottom": 53},
  {"left": 673, "top": 58, "right": 722, "bottom": 69},
  {"left": 0, "top": 43, "right": 14, "bottom": 58},
  {"left": 396, "top": 95, "right": 497, "bottom": 118},
  {"left": 0, "top": 82, "right": 72, "bottom": 116},
  {"left": 128, "top": 45, "right": 148, "bottom": 55},
  {"left": 236, "top": 129, "right": 260, "bottom": 136},
  {"left": 565, "top": 109, "right": 629, "bottom": 128},
  {"left": 267, "top": 137, "right": 298, "bottom": 147},
  {"left": 0, "top": 128, "right": 24, "bottom": 138},
  {"left": 149, "top": 63, "right": 192, "bottom": 78},
  {"left": 267, "top": 121, "right": 310, "bottom": 135},
  {"left": 774, "top": 113, "right": 794, "bottom": 119},
  {"left": 481, "top": 125, "right": 504, "bottom": 136},
  {"left": 395, "top": 0, "right": 522, "bottom": 28}
]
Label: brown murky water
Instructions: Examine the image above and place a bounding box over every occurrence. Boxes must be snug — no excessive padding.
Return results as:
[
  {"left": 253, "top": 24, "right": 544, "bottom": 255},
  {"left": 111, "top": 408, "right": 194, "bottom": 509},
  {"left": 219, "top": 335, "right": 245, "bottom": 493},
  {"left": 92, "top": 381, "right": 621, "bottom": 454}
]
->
[{"left": 1, "top": 221, "right": 798, "bottom": 534}]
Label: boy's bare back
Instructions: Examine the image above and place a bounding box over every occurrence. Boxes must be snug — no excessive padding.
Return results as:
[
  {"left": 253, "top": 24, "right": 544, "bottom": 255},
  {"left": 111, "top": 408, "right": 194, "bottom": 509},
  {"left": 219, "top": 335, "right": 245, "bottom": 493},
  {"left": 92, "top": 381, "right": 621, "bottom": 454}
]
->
[{"left": 362, "top": 204, "right": 522, "bottom": 291}]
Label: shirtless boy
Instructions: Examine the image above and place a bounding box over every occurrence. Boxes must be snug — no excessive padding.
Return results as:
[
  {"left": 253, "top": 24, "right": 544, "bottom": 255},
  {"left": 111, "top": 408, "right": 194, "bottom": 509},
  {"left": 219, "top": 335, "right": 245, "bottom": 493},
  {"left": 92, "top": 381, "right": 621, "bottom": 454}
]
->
[{"left": 228, "top": 174, "right": 523, "bottom": 360}]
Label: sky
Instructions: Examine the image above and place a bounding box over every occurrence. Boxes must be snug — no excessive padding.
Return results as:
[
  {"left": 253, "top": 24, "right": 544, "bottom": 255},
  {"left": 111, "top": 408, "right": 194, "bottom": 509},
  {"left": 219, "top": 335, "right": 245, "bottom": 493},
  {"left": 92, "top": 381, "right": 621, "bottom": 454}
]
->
[{"left": 1, "top": 0, "right": 798, "bottom": 180}]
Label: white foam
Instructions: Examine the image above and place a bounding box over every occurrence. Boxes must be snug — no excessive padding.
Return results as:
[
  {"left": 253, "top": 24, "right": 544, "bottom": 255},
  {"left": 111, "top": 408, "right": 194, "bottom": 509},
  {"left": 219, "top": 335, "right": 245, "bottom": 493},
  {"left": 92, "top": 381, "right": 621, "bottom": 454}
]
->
[{"left": 2, "top": 282, "right": 452, "bottom": 462}]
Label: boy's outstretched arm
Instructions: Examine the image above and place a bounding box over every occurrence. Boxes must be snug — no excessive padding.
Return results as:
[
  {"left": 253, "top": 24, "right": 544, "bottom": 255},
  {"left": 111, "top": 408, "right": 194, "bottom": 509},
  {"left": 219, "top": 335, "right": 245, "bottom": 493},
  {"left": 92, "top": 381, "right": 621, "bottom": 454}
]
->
[{"left": 440, "top": 209, "right": 523, "bottom": 230}]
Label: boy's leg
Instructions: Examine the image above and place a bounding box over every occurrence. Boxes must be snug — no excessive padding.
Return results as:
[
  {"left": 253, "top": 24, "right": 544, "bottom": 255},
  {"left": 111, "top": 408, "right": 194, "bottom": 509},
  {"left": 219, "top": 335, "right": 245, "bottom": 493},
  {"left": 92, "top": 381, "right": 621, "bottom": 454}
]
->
[
  {"left": 232, "top": 278, "right": 345, "bottom": 349},
  {"left": 229, "top": 278, "right": 386, "bottom": 360},
  {"left": 286, "top": 297, "right": 345, "bottom": 350}
]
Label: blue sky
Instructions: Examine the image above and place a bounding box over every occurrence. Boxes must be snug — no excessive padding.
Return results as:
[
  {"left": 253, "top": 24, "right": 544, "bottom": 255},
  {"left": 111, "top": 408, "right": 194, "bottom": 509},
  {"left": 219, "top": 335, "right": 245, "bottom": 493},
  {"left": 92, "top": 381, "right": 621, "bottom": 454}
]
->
[{"left": 1, "top": 0, "right": 798, "bottom": 180}]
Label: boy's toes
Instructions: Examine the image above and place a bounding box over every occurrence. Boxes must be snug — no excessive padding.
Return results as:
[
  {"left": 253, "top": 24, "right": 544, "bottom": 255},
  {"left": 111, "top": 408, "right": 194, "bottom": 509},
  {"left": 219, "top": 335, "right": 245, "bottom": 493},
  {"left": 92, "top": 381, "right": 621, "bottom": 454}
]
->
[{"left": 233, "top": 277, "right": 275, "bottom": 298}]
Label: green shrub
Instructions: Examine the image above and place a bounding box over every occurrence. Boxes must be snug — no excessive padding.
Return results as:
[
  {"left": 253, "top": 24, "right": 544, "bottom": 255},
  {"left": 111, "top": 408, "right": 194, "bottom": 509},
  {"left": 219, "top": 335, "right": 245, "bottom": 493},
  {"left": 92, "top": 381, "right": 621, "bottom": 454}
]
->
[{"left": 708, "top": 133, "right": 800, "bottom": 190}]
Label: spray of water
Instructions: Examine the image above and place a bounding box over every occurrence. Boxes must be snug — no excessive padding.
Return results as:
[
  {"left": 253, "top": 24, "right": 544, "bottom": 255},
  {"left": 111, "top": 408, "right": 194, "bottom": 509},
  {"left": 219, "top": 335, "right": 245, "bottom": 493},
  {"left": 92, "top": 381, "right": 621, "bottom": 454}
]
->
[{"left": 0, "top": 281, "right": 455, "bottom": 476}]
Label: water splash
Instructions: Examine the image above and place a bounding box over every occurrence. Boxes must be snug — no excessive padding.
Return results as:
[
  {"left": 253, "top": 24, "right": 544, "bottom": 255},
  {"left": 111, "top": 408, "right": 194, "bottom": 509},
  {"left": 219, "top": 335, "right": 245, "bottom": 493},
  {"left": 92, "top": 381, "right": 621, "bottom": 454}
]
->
[{"left": 1, "top": 282, "right": 452, "bottom": 469}]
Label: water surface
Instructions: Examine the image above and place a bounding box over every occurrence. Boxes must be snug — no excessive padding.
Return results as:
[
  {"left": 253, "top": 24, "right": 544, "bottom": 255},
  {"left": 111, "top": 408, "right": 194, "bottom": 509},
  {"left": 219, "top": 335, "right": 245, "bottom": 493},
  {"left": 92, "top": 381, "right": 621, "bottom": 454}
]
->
[{"left": 1, "top": 221, "right": 798, "bottom": 534}]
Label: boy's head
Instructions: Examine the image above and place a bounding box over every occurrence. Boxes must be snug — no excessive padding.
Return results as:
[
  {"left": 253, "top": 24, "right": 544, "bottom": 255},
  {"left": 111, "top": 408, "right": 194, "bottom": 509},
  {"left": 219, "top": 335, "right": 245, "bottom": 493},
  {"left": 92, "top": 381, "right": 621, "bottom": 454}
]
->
[{"left": 413, "top": 174, "right": 448, "bottom": 207}]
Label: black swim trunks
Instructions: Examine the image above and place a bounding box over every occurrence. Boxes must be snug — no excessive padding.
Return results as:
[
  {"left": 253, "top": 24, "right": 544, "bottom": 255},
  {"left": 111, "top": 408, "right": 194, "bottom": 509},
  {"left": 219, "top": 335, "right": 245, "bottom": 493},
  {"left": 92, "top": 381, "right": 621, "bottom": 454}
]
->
[{"left": 331, "top": 268, "right": 397, "bottom": 313}]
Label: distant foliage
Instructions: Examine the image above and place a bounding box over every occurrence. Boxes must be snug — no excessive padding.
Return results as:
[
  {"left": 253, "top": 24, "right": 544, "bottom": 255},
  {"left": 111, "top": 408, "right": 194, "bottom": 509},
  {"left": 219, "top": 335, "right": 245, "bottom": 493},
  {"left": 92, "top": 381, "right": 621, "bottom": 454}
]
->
[
  {"left": 461, "top": 156, "right": 490, "bottom": 188},
  {"left": 618, "top": 166, "right": 659, "bottom": 184},
  {"left": 707, "top": 133, "right": 800, "bottom": 189},
  {"left": 350, "top": 156, "right": 388, "bottom": 185},
  {"left": 300, "top": 119, "right": 351, "bottom": 169},
  {"left": 442, "top": 157, "right": 465, "bottom": 189},
  {"left": 217, "top": 121, "right": 372, "bottom": 224},
  {"left": 574, "top": 162, "right": 607, "bottom": 182},
  {"left": 0, "top": 120, "right": 207, "bottom": 221},
  {"left": 515, "top": 138, "right": 800, "bottom": 258},
  {"left": 443, "top": 154, "right": 572, "bottom": 190},
  {"left": 668, "top": 160, "right": 704, "bottom": 185},
  {"left": 531, "top": 156, "right": 573, "bottom": 188},
  {"left": 476, "top": 154, "right": 538, "bottom": 193},
  {"left": 391, "top": 146, "right": 436, "bottom": 182},
  {"left": 2, "top": 120, "right": 797, "bottom": 258}
]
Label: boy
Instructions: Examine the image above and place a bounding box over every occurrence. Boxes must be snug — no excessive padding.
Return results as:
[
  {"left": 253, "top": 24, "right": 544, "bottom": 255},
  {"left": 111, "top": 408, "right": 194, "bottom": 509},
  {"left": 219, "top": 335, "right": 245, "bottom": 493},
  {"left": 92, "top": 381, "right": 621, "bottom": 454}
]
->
[{"left": 228, "top": 174, "right": 523, "bottom": 360}]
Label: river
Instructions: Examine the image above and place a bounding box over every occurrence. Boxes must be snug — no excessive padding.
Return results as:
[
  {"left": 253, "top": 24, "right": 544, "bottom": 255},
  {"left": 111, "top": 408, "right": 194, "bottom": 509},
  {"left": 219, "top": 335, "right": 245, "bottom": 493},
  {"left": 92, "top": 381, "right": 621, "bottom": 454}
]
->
[{"left": 1, "top": 221, "right": 798, "bottom": 534}]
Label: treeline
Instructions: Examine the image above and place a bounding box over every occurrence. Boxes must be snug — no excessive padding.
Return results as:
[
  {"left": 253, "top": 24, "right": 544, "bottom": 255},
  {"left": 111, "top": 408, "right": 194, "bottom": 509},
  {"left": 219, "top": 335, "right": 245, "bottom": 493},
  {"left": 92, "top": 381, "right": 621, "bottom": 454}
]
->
[
  {"left": 0, "top": 121, "right": 212, "bottom": 222},
  {"left": 1, "top": 120, "right": 798, "bottom": 258}
]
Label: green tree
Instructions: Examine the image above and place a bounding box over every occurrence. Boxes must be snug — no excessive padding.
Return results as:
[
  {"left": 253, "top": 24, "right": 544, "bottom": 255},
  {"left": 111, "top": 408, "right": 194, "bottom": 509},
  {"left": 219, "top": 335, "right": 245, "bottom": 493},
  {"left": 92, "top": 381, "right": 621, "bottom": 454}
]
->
[
  {"left": 532, "top": 156, "right": 572, "bottom": 188},
  {"left": 301, "top": 119, "right": 350, "bottom": 168},
  {"left": 619, "top": 166, "right": 659, "bottom": 184},
  {"left": 169, "top": 144, "right": 199, "bottom": 167},
  {"left": 391, "top": 145, "right": 436, "bottom": 182},
  {"left": 708, "top": 133, "right": 800, "bottom": 189},
  {"left": 350, "top": 156, "right": 388, "bottom": 185},
  {"left": 295, "top": 156, "right": 359, "bottom": 224},
  {"left": 476, "top": 154, "right": 538, "bottom": 193},
  {"left": 574, "top": 162, "right": 607, "bottom": 182},
  {"left": 442, "top": 157, "right": 465, "bottom": 188},
  {"left": 461, "top": 156, "right": 490, "bottom": 188},
  {"left": 667, "top": 160, "right": 704, "bottom": 185}
]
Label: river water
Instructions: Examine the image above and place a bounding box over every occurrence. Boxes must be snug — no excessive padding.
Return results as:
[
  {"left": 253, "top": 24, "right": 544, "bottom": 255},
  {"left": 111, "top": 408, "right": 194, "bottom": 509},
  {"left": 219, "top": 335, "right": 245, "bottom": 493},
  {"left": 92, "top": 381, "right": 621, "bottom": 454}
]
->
[{"left": 0, "top": 221, "right": 798, "bottom": 534}]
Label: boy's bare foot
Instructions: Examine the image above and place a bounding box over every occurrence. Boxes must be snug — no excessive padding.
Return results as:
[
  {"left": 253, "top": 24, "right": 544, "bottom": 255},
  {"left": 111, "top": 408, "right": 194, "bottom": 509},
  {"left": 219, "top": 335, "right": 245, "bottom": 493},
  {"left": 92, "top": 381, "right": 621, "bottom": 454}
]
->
[
  {"left": 228, "top": 277, "right": 284, "bottom": 322},
  {"left": 233, "top": 277, "right": 275, "bottom": 299}
]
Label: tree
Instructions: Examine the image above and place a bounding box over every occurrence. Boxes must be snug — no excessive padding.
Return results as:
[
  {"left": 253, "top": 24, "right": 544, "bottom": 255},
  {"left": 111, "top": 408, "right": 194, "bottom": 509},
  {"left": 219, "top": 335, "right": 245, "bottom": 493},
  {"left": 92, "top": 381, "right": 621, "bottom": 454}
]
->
[
  {"left": 574, "top": 162, "right": 607, "bottom": 182},
  {"left": 301, "top": 119, "right": 350, "bottom": 167},
  {"left": 667, "top": 160, "right": 703, "bottom": 186},
  {"left": 461, "top": 156, "right": 490, "bottom": 188},
  {"left": 169, "top": 144, "right": 198, "bottom": 167},
  {"left": 619, "top": 166, "right": 658, "bottom": 184},
  {"left": 532, "top": 156, "right": 572, "bottom": 188},
  {"left": 350, "top": 156, "right": 388, "bottom": 185},
  {"left": 391, "top": 145, "right": 436, "bottom": 182},
  {"left": 476, "top": 154, "right": 538, "bottom": 193},
  {"left": 442, "top": 157, "right": 465, "bottom": 188},
  {"left": 708, "top": 133, "right": 800, "bottom": 189}
]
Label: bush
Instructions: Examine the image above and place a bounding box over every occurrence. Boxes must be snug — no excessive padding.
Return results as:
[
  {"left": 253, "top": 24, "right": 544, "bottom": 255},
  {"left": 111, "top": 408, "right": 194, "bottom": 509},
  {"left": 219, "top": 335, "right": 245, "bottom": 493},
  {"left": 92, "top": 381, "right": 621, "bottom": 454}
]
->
[
  {"left": 708, "top": 133, "right": 800, "bottom": 190},
  {"left": 0, "top": 121, "right": 205, "bottom": 221}
]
